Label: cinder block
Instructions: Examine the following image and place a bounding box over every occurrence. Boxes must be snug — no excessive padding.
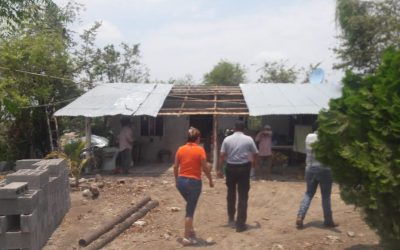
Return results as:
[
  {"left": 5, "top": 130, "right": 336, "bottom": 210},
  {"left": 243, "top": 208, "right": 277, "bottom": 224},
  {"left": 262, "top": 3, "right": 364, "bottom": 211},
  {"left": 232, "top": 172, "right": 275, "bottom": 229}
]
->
[
  {"left": 34, "top": 158, "right": 67, "bottom": 177},
  {"left": 0, "top": 182, "right": 28, "bottom": 199},
  {"left": 4, "top": 231, "right": 32, "bottom": 249},
  {"left": 15, "top": 159, "right": 41, "bottom": 171},
  {"left": 0, "top": 216, "right": 6, "bottom": 233},
  {"left": 21, "top": 210, "right": 38, "bottom": 233},
  {"left": 6, "top": 169, "right": 49, "bottom": 189},
  {"left": 0, "top": 190, "right": 39, "bottom": 215}
]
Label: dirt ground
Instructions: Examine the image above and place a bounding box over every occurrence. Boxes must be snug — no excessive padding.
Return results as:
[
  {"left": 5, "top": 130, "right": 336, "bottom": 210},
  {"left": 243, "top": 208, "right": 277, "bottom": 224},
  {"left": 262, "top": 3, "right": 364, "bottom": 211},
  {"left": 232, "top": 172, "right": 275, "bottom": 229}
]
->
[{"left": 41, "top": 164, "right": 381, "bottom": 250}]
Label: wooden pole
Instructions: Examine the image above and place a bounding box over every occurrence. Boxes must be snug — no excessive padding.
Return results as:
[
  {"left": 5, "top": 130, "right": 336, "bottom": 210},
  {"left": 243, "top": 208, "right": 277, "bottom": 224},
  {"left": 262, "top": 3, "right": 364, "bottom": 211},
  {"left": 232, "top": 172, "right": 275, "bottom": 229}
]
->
[
  {"left": 212, "top": 117, "right": 218, "bottom": 171},
  {"left": 79, "top": 196, "right": 151, "bottom": 247},
  {"left": 85, "top": 117, "right": 92, "bottom": 149},
  {"left": 86, "top": 200, "right": 159, "bottom": 250}
]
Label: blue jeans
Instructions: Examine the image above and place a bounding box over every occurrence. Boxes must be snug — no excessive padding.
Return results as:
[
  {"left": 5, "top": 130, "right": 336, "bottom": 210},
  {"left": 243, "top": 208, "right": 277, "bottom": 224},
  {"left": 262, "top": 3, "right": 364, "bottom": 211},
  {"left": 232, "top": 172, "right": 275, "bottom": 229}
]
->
[
  {"left": 297, "top": 167, "right": 334, "bottom": 224},
  {"left": 176, "top": 176, "right": 202, "bottom": 218}
]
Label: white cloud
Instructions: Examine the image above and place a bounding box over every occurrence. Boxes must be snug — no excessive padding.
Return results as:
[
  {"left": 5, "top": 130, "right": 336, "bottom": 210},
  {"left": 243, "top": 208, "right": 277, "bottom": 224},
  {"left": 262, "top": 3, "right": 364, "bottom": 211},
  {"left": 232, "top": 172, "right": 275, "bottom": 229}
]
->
[
  {"left": 55, "top": 0, "right": 343, "bottom": 83},
  {"left": 140, "top": 0, "right": 340, "bottom": 83}
]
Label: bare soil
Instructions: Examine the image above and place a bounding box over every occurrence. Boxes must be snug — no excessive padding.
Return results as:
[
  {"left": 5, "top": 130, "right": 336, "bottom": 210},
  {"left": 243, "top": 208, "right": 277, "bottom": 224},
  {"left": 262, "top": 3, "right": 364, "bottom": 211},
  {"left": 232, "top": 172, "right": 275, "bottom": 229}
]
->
[{"left": 41, "top": 164, "right": 381, "bottom": 250}]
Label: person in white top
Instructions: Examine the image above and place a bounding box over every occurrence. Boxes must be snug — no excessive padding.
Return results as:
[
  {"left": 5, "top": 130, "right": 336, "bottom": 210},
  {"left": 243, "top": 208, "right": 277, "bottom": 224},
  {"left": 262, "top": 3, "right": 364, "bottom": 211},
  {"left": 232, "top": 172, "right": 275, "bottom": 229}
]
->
[
  {"left": 116, "top": 117, "right": 134, "bottom": 174},
  {"left": 296, "top": 121, "right": 338, "bottom": 229}
]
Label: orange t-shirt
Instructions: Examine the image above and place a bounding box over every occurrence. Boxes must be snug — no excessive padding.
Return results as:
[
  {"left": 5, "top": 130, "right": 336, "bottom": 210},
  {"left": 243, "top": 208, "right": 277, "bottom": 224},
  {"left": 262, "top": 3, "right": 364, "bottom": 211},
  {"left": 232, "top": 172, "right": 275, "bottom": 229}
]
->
[{"left": 176, "top": 143, "right": 206, "bottom": 180}]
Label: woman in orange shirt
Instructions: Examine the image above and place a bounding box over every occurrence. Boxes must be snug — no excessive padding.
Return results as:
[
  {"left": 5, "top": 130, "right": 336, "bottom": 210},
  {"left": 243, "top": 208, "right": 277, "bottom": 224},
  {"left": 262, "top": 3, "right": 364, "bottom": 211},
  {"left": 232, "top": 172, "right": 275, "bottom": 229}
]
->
[{"left": 173, "top": 127, "right": 214, "bottom": 245}]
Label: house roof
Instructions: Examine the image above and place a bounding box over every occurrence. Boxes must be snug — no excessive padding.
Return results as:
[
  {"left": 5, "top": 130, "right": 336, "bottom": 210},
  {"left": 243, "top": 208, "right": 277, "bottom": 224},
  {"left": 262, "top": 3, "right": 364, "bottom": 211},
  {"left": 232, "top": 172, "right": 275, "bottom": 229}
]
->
[
  {"left": 54, "top": 83, "right": 172, "bottom": 117},
  {"left": 54, "top": 83, "right": 342, "bottom": 117},
  {"left": 239, "top": 83, "right": 342, "bottom": 116},
  {"left": 158, "top": 85, "right": 248, "bottom": 116}
]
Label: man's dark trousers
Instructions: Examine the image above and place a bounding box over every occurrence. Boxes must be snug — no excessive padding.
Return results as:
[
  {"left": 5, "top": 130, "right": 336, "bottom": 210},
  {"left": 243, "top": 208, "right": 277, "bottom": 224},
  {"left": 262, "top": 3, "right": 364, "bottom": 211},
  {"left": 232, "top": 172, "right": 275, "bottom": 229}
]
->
[{"left": 225, "top": 162, "right": 251, "bottom": 227}]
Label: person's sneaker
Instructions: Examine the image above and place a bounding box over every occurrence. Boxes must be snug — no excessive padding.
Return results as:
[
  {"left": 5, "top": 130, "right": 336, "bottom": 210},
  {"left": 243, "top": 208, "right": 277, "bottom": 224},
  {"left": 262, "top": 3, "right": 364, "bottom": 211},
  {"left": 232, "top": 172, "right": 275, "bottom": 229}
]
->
[
  {"left": 296, "top": 215, "right": 303, "bottom": 229},
  {"left": 323, "top": 221, "right": 339, "bottom": 228},
  {"left": 236, "top": 224, "right": 247, "bottom": 232}
]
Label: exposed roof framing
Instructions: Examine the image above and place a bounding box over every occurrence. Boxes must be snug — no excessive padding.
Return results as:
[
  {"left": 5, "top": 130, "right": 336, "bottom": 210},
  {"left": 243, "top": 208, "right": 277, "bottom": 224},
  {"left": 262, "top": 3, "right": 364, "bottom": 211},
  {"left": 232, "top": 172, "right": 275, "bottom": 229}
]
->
[{"left": 158, "top": 85, "right": 249, "bottom": 116}]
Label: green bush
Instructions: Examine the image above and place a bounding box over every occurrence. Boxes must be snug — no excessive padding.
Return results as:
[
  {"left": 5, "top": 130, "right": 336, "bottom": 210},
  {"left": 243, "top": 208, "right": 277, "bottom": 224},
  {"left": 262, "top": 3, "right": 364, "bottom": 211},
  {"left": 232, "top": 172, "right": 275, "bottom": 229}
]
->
[{"left": 315, "top": 48, "right": 400, "bottom": 249}]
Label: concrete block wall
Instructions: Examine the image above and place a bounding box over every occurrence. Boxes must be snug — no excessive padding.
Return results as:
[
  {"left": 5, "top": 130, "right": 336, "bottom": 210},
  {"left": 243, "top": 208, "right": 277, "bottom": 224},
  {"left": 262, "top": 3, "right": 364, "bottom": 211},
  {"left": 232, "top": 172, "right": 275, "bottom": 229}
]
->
[{"left": 0, "top": 159, "right": 70, "bottom": 250}]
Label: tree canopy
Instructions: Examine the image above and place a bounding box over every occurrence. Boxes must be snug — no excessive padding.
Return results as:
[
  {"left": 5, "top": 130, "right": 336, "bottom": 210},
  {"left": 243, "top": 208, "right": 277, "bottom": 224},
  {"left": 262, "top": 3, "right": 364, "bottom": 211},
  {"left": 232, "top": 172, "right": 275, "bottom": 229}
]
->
[
  {"left": 203, "top": 60, "right": 246, "bottom": 86},
  {"left": 334, "top": 0, "right": 400, "bottom": 73},
  {"left": 257, "top": 60, "right": 299, "bottom": 83}
]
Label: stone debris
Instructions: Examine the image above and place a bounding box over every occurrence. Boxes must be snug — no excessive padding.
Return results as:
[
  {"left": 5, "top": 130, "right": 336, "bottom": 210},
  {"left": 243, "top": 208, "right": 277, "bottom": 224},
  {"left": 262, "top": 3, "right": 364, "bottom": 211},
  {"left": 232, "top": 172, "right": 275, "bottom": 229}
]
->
[
  {"left": 89, "top": 184, "right": 100, "bottom": 199},
  {"left": 206, "top": 237, "right": 215, "bottom": 244},
  {"left": 162, "top": 232, "right": 172, "bottom": 240},
  {"left": 82, "top": 189, "right": 92, "bottom": 198},
  {"left": 133, "top": 220, "right": 147, "bottom": 227},
  {"left": 347, "top": 231, "right": 355, "bottom": 237},
  {"left": 95, "top": 174, "right": 103, "bottom": 182},
  {"left": 271, "top": 243, "right": 284, "bottom": 250},
  {"left": 326, "top": 235, "right": 340, "bottom": 242},
  {"left": 167, "top": 207, "right": 181, "bottom": 212}
]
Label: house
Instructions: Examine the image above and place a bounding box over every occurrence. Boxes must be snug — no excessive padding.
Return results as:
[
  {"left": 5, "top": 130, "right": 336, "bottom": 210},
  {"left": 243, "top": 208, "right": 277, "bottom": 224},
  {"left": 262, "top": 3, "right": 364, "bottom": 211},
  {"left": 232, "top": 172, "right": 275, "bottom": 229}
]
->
[{"left": 54, "top": 83, "right": 342, "bottom": 168}]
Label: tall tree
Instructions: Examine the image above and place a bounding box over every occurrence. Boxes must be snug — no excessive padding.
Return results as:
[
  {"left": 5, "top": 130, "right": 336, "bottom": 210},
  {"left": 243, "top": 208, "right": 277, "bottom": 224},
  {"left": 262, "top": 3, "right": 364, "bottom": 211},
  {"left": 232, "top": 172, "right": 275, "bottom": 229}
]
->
[
  {"left": 0, "top": 2, "right": 80, "bottom": 160},
  {"left": 335, "top": 0, "right": 400, "bottom": 73},
  {"left": 75, "top": 41, "right": 149, "bottom": 85},
  {"left": 0, "top": 0, "right": 51, "bottom": 30},
  {"left": 257, "top": 60, "right": 299, "bottom": 83},
  {"left": 203, "top": 60, "right": 246, "bottom": 86}
]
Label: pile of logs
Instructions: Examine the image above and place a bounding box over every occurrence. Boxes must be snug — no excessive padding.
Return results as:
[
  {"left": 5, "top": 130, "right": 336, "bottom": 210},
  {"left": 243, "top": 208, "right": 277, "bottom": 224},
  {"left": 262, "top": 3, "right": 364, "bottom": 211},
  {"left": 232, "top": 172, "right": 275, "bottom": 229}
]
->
[{"left": 79, "top": 196, "right": 159, "bottom": 250}]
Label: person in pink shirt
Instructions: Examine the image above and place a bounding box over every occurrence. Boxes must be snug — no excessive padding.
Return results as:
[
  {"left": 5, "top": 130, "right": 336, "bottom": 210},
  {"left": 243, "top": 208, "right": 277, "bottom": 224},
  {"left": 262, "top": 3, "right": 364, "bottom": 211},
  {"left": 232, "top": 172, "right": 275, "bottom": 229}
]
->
[
  {"left": 255, "top": 125, "right": 273, "bottom": 180},
  {"left": 116, "top": 117, "right": 134, "bottom": 174}
]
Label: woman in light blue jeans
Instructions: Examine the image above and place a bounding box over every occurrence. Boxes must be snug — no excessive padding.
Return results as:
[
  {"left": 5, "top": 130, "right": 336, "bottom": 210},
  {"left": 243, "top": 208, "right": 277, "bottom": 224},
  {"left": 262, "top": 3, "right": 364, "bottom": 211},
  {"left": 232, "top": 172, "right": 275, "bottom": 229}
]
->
[{"left": 296, "top": 129, "right": 337, "bottom": 228}]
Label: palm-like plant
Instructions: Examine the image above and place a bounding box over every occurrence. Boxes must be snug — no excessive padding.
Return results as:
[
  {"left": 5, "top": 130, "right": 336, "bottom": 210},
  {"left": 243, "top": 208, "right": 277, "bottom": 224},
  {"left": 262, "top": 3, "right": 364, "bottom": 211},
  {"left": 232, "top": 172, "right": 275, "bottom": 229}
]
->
[{"left": 46, "top": 140, "right": 89, "bottom": 186}]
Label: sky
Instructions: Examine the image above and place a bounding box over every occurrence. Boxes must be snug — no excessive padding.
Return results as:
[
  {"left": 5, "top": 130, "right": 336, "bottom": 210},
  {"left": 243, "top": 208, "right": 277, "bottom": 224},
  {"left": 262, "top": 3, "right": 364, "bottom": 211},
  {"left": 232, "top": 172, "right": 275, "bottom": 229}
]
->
[{"left": 54, "top": 0, "right": 343, "bottom": 84}]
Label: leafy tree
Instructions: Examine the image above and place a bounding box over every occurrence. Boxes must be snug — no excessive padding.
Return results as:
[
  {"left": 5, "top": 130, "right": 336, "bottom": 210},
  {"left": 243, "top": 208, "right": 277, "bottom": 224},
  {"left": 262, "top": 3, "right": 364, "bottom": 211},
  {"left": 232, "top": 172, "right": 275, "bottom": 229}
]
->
[
  {"left": 0, "top": 2, "right": 80, "bottom": 160},
  {"left": 73, "top": 21, "right": 102, "bottom": 89},
  {"left": 74, "top": 41, "right": 149, "bottom": 85},
  {"left": 257, "top": 60, "right": 299, "bottom": 83},
  {"left": 168, "top": 74, "right": 195, "bottom": 85},
  {"left": 315, "top": 48, "right": 400, "bottom": 248},
  {"left": 0, "top": 0, "right": 51, "bottom": 30},
  {"left": 335, "top": 0, "right": 400, "bottom": 73},
  {"left": 203, "top": 60, "right": 246, "bottom": 86}
]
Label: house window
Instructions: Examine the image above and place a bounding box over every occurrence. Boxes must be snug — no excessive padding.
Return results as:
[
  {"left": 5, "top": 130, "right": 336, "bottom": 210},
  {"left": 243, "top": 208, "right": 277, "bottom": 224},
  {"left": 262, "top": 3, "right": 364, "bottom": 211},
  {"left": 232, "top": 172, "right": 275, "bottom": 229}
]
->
[{"left": 140, "top": 116, "right": 164, "bottom": 136}]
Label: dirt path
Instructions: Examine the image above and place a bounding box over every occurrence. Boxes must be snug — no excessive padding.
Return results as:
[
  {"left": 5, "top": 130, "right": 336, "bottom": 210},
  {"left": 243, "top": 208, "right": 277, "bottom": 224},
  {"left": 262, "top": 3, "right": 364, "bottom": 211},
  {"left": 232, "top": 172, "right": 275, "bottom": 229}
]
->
[{"left": 43, "top": 165, "right": 381, "bottom": 250}]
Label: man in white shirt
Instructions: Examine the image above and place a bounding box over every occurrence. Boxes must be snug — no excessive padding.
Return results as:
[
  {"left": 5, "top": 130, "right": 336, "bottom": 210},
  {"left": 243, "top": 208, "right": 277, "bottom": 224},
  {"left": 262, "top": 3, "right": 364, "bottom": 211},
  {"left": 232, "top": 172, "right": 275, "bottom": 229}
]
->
[{"left": 218, "top": 122, "right": 258, "bottom": 232}]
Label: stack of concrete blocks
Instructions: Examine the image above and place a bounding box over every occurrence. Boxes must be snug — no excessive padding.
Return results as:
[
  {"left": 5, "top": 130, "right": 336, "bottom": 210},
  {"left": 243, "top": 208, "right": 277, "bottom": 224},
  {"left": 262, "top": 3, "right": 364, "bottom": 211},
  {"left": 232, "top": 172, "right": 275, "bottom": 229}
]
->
[{"left": 0, "top": 158, "right": 70, "bottom": 250}]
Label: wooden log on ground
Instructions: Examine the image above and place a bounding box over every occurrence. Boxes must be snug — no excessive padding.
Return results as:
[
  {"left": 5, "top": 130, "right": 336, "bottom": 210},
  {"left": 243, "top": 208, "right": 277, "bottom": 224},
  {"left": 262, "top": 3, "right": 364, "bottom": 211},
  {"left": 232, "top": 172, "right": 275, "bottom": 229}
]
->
[
  {"left": 86, "top": 200, "right": 159, "bottom": 250},
  {"left": 79, "top": 196, "right": 151, "bottom": 247}
]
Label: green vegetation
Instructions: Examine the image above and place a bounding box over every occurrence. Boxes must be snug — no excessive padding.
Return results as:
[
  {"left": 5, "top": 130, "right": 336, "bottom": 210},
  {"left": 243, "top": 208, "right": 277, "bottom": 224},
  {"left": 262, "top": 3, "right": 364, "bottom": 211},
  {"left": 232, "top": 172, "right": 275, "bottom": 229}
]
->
[
  {"left": 203, "top": 60, "right": 246, "bottom": 86},
  {"left": 315, "top": 48, "right": 400, "bottom": 248},
  {"left": 335, "top": 0, "right": 400, "bottom": 73}
]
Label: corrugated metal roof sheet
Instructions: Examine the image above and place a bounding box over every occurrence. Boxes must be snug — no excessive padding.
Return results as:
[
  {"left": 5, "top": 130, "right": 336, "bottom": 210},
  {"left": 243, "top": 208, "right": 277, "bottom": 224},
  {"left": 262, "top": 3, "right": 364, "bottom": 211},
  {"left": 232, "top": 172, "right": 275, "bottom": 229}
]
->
[
  {"left": 240, "top": 83, "right": 342, "bottom": 116},
  {"left": 54, "top": 83, "right": 172, "bottom": 117}
]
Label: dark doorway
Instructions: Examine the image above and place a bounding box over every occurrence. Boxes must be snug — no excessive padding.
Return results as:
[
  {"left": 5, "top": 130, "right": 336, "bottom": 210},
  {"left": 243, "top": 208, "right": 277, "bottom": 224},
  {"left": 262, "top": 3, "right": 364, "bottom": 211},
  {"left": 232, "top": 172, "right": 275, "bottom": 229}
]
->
[{"left": 189, "top": 115, "right": 213, "bottom": 154}]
